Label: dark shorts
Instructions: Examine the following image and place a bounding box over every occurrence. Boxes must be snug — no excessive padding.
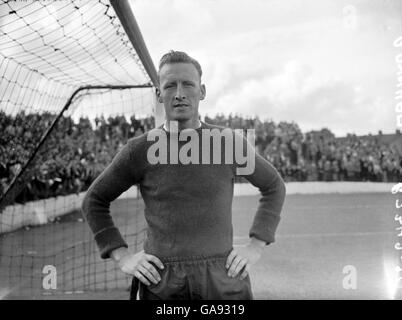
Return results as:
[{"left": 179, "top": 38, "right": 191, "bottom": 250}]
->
[{"left": 130, "top": 251, "right": 253, "bottom": 300}]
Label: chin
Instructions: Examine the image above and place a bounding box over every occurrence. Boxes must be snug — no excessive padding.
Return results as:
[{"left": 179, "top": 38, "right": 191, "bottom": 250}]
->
[
  {"left": 169, "top": 113, "right": 193, "bottom": 122},
  {"left": 169, "top": 118, "right": 191, "bottom": 124}
]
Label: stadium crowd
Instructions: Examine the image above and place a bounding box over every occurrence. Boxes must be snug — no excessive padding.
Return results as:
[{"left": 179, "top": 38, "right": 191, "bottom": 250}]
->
[
  {"left": 1, "top": 111, "right": 401, "bottom": 204},
  {"left": 205, "top": 115, "right": 401, "bottom": 184}
]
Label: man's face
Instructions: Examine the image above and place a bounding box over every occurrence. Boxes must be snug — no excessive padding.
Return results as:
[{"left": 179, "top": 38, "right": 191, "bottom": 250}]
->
[{"left": 157, "top": 63, "right": 206, "bottom": 124}]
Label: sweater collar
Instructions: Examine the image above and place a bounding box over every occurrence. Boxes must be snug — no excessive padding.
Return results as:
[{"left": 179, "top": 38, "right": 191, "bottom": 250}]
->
[{"left": 162, "top": 120, "right": 202, "bottom": 132}]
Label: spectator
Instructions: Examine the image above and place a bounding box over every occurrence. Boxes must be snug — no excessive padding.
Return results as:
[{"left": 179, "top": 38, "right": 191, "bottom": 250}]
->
[{"left": 0, "top": 111, "right": 401, "bottom": 205}]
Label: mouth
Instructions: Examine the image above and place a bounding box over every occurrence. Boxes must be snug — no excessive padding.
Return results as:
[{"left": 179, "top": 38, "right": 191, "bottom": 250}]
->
[{"left": 173, "top": 103, "right": 189, "bottom": 108}]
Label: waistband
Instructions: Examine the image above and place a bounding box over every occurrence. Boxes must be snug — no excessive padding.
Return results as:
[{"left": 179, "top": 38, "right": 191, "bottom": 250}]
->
[
  {"left": 131, "top": 249, "right": 233, "bottom": 299},
  {"left": 158, "top": 250, "right": 232, "bottom": 264}
]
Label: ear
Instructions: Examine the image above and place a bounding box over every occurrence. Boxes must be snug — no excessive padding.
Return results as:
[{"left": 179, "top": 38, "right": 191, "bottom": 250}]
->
[
  {"left": 200, "top": 84, "right": 206, "bottom": 100},
  {"left": 156, "top": 87, "right": 163, "bottom": 103}
]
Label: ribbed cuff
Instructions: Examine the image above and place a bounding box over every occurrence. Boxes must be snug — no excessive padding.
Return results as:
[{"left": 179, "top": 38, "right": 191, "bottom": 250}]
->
[
  {"left": 249, "top": 212, "right": 281, "bottom": 244},
  {"left": 94, "top": 227, "right": 128, "bottom": 259}
]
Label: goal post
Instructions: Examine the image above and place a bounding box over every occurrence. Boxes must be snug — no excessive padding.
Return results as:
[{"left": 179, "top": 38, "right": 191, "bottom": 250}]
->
[
  {"left": 0, "top": 0, "right": 163, "bottom": 299},
  {"left": 110, "top": 0, "right": 165, "bottom": 128}
]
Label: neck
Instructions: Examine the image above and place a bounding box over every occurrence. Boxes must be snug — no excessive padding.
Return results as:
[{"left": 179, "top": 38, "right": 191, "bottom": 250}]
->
[{"left": 164, "top": 119, "right": 201, "bottom": 132}]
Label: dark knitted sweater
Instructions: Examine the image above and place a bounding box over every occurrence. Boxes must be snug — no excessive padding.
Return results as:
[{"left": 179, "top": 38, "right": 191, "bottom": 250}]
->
[{"left": 81, "top": 122, "right": 286, "bottom": 259}]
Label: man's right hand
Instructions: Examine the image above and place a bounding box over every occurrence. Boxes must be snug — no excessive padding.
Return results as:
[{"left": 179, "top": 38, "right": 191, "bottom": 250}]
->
[{"left": 111, "top": 248, "right": 164, "bottom": 286}]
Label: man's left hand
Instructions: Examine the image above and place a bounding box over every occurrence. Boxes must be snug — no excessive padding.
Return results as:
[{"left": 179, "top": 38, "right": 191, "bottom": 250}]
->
[{"left": 225, "top": 238, "right": 265, "bottom": 280}]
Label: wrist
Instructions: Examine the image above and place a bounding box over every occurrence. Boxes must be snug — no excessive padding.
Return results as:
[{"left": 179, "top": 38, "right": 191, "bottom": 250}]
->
[
  {"left": 249, "top": 237, "right": 266, "bottom": 249},
  {"left": 111, "top": 247, "right": 128, "bottom": 263}
]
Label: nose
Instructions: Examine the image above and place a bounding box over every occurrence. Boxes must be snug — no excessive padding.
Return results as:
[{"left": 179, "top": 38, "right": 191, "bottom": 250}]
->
[{"left": 174, "top": 84, "right": 186, "bottom": 100}]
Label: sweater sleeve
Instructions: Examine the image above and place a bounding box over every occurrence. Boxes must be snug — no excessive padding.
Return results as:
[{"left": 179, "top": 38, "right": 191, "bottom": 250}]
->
[
  {"left": 236, "top": 134, "right": 286, "bottom": 244},
  {"left": 81, "top": 138, "right": 143, "bottom": 259}
]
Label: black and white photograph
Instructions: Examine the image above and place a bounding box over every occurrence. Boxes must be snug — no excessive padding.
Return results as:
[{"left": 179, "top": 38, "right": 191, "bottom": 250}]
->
[{"left": 0, "top": 0, "right": 401, "bottom": 304}]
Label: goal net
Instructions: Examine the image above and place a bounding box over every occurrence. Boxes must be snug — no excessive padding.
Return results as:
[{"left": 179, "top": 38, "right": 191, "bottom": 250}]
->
[{"left": 0, "top": 0, "right": 158, "bottom": 299}]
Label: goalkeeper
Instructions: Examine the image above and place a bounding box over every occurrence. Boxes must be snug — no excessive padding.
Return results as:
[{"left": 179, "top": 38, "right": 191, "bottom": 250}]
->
[{"left": 81, "top": 50, "right": 286, "bottom": 300}]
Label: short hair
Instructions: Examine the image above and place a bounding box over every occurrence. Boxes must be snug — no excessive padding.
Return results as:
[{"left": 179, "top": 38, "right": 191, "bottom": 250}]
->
[{"left": 158, "top": 50, "right": 202, "bottom": 81}]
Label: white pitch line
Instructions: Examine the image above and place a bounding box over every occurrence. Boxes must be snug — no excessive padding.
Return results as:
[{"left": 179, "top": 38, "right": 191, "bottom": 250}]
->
[
  {"left": 285, "top": 204, "right": 391, "bottom": 210},
  {"left": 234, "top": 231, "right": 394, "bottom": 241}
]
